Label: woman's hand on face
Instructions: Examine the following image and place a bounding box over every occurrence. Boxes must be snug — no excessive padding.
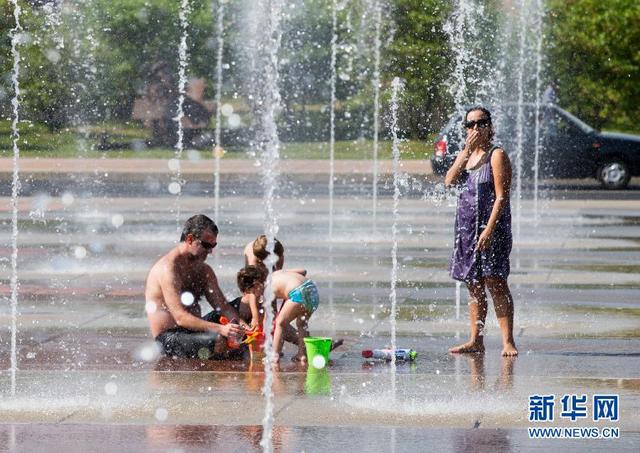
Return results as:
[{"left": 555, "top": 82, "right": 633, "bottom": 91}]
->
[
  {"left": 475, "top": 228, "right": 492, "bottom": 252},
  {"left": 465, "top": 129, "right": 480, "bottom": 153}
]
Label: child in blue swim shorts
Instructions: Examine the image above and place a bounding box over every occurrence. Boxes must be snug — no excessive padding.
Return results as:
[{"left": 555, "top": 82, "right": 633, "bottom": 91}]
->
[
  {"left": 269, "top": 269, "right": 320, "bottom": 362},
  {"left": 237, "top": 265, "right": 317, "bottom": 363}
]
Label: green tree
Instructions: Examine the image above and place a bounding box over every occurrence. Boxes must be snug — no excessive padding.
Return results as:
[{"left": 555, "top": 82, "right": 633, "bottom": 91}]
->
[
  {"left": 0, "top": 1, "right": 14, "bottom": 125},
  {"left": 92, "top": 0, "right": 219, "bottom": 120},
  {"left": 384, "top": 0, "right": 452, "bottom": 139},
  {"left": 546, "top": 0, "right": 640, "bottom": 132},
  {"left": 0, "top": 1, "right": 72, "bottom": 130}
]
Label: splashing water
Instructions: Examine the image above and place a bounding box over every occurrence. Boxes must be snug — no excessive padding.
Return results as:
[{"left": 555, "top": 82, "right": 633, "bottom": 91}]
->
[
  {"left": 443, "top": 0, "right": 485, "bottom": 146},
  {"left": 69, "top": 1, "right": 99, "bottom": 155},
  {"left": 213, "top": 0, "right": 225, "bottom": 224},
  {"left": 328, "top": 0, "right": 339, "bottom": 321},
  {"left": 532, "top": 0, "right": 545, "bottom": 226},
  {"left": 173, "top": 0, "right": 191, "bottom": 232},
  {"left": 513, "top": 0, "right": 527, "bottom": 248},
  {"left": 246, "top": 1, "right": 285, "bottom": 451},
  {"left": 388, "top": 77, "right": 404, "bottom": 396},
  {"left": 42, "top": 0, "right": 64, "bottom": 51},
  {"left": 490, "top": 1, "right": 547, "bottom": 249},
  {"left": 371, "top": 0, "right": 382, "bottom": 233},
  {"left": 329, "top": 0, "right": 337, "bottom": 241},
  {"left": 9, "top": 0, "right": 22, "bottom": 397}
]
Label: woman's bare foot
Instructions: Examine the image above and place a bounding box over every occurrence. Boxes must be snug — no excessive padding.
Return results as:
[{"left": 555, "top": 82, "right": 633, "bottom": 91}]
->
[
  {"left": 501, "top": 342, "right": 518, "bottom": 357},
  {"left": 330, "top": 339, "right": 344, "bottom": 351},
  {"left": 449, "top": 340, "right": 485, "bottom": 354}
]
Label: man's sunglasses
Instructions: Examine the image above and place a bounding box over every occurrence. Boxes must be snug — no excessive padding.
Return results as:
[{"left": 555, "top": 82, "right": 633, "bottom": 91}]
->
[
  {"left": 463, "top": 118, "right": 491, "bottom": 129},
  {"left": 199, "top": 239, "right": 217, "bottom": 250}
]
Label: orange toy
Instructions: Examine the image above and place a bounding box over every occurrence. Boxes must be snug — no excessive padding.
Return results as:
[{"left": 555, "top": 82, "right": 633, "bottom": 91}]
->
[
  {"left": 243, "top": 326, "right": 265, "bottom": 353},
  {"left": 219, "top": 316, "right": 265, "bottom": 352}
]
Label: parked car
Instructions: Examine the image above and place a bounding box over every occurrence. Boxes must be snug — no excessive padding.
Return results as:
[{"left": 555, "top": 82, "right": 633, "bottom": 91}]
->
[{"left": 431, "top": 103, "right": 640, "bottom": 189}]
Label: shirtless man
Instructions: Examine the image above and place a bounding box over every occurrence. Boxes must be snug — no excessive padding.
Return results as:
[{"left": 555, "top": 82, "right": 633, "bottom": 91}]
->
[{"left": 145, "top": 214, "right": 245, "bottom": 359}]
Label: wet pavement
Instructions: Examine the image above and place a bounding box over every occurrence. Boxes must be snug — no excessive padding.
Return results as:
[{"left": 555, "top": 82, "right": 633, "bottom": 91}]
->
[{"left": 1, "top": 164, "right": 639, "bottom": 451}]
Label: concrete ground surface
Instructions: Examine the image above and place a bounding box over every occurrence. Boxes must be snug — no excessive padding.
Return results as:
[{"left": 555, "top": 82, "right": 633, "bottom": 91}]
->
[{"left": 0, "top": 160, "right": 639, "bottom": 452}]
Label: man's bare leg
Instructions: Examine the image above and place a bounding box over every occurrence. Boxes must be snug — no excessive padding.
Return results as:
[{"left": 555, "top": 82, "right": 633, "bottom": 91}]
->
[
  {"left": 449, "top": 280, "right": 487, "bottom": 354},
  {"left": 486, "top": 277, "right": 518, "bottom": 356}
]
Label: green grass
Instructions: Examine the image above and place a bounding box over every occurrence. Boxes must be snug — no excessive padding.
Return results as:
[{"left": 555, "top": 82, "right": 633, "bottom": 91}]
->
[
  {"left": 0, "top": 120, "right": 434, "bottom": 160},
  {"left": 280, "top": 139, "right": 433, "bottom": 160}
]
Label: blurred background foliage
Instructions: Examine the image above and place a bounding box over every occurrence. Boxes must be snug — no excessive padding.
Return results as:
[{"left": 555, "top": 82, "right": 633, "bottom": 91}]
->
[
  {"left": 546, "top": 0, "right": 639, "bottom": 132},
  {"left": 0, "top": 0, "right": 638, "bottom": 153}
]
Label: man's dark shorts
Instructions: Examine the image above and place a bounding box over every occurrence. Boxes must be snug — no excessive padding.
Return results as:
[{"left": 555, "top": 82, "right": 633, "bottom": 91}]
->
[{"left": 155, "top": 297, "right": 243, "bottom": 359}]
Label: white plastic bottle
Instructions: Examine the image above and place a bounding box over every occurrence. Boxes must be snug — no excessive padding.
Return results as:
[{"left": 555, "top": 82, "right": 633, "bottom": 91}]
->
[{"left": 361, "top": 348, "right": 417, "bottom": 361}]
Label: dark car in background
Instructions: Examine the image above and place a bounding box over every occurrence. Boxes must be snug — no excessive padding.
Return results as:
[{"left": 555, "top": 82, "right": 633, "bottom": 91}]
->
[{"left": 431, "top": 104, "right": 640, "bottom": 189}]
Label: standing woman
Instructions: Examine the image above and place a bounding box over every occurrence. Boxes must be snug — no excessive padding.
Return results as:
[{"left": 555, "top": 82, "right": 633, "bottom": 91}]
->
[{"left": 446, "top": 106, "right": 518, "bottom": 356}]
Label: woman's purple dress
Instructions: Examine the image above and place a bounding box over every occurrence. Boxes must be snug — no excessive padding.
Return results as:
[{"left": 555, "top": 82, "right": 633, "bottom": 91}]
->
[{"left": 450, "top": 146, "right": 512, "bottom": 283}]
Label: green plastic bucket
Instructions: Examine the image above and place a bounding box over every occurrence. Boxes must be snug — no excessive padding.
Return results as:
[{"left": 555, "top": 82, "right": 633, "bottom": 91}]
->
[
  {"left": 304, "top": 367, "right": 331, "bottom": 395},
  {"left": 304, "top": 336, "right": 332, "bottom": 368}
]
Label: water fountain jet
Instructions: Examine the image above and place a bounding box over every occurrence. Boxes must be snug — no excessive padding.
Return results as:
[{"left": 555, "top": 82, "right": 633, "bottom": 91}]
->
[
  {"left": 9, "top": 0, "right": 23, "bottom": 397},
  {"left": 246, "top": 1, "right": 285, "bottom": 450},
  {"left": 388, "top": 77, "right": 404, "bottom": 396},
  {"left": 371, "top": 0, "right": 382, "bottom": 234},
  {"left": 213, "top": 0, "right": 225, "bottom": 225},
  {"left": 173, "top": 0, "right": 192, "bottom": 233}
]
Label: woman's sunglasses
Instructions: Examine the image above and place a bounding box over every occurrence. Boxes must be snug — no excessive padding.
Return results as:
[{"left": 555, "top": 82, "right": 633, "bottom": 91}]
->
[{"left": 463, "top": 118, "right": 491, "bottom": 129}]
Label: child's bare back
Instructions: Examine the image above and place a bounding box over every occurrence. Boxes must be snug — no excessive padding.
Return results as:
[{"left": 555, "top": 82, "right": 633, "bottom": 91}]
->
[{"left": 271, "top": 270, "right": 307, "bottom": 301}]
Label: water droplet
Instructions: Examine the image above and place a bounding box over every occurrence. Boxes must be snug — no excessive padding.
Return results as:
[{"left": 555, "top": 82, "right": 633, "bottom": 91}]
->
[
  {"left": 111, "top": 214, "right": 124, "bottom": 228},
  {"left": 145, "top": 301, "right": 157, "bottom": 314},
  {"left": 104, "top": 382, "right": 118, "bottom": 395},
  {"left": 167, "top": 159, "right": 180, "bottom": 172},
  {"left": 61, "top": 192, "right": 75, "bottom": 206},
  {"left": 138, "top": 342, "right": 161, "bottom": 362},
  {"left": 74, "top": 246, "right": 87, "bottom": 259},
  {"left": 311, "top": 355, "right": 326, "bottom": 369},
  {"left": 227, "top": 113, "right": 242, "bottom": 129},
  {"left": 221, "top": 103, "right": 234, "bottom": 116},
  {"left": 45, "top": 48, "right": 61, "bottom": 64},
  {"left": 181, "top": 292, "right": 195, "bottom": 306},
  {"left": 168, "top": 182, "right": 181, "bottom": 195},
  {"left": 154, "top": 407, "right": 169, "bottom": 422}
]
